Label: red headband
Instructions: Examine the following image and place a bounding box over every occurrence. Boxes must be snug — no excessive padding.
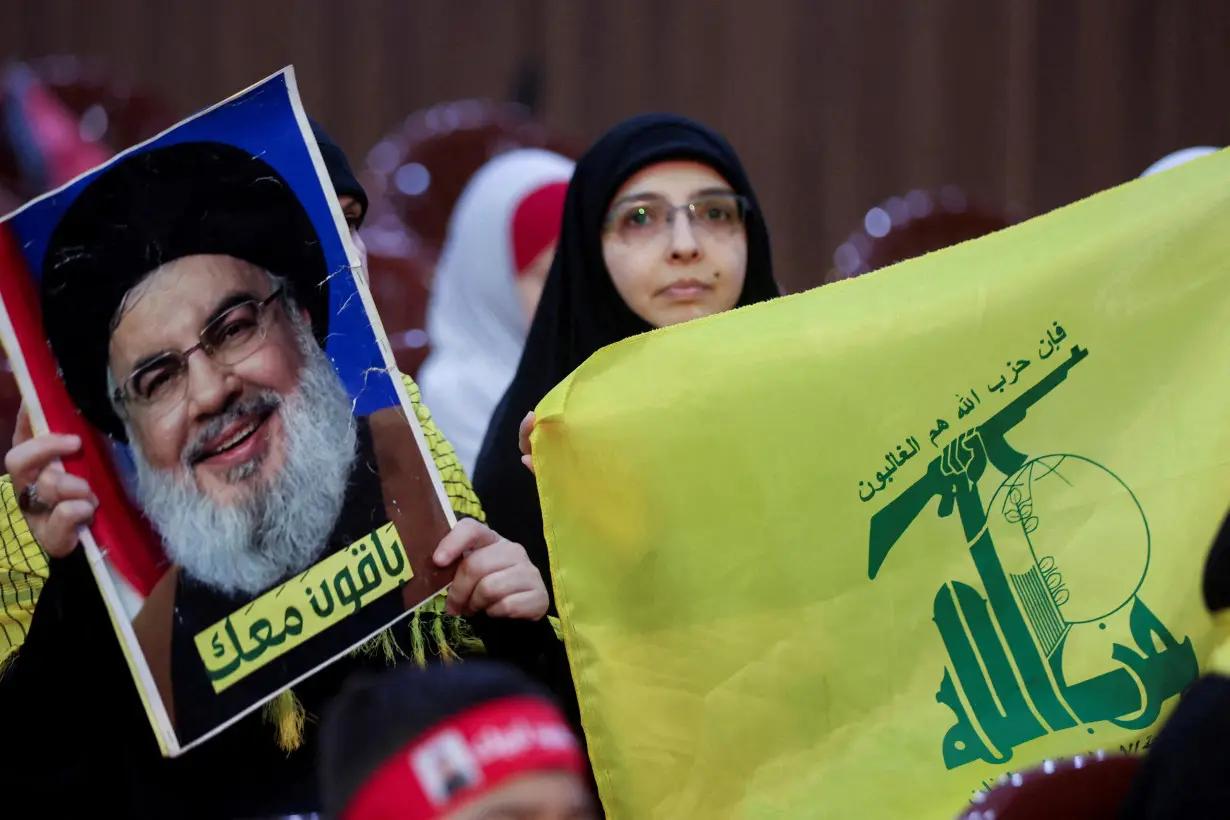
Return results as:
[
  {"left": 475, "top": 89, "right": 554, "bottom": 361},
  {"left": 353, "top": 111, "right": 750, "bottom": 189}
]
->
[
  {"left": 511, "top": 182, "right": 569, "bottom": 275},
  {"left": 343, "top": 696, "right": 588, "bottom": 820}
]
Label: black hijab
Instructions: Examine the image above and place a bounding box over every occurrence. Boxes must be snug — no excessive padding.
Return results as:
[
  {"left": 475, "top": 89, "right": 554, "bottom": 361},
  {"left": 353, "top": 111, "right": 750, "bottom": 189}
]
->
[
  {"left": 310, "top": 119, "right": 368, "bottom": 221},
  {"left": 472, "top": 113, "right": 780, "bottom": 608}
]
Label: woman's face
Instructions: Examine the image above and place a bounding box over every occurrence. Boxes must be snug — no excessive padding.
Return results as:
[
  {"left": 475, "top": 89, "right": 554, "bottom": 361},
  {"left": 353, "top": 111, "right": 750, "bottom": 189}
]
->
[{"left": 601, "top": 161, "right": 748, "bottom": 328}]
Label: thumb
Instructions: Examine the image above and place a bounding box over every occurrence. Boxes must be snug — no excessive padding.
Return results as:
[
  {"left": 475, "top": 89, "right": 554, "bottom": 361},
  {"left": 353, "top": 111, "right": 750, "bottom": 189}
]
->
[
  {"left": 518, "top": 412, "right": 536, "bottom": 457},
  {"left": 13, "top": 403, "right": 32, "bottom": 448}
]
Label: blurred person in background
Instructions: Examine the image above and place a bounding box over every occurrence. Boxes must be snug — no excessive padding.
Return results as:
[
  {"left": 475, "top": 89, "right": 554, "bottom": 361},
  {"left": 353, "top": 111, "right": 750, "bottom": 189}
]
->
[
  {"left": 472, "top": 112, "right": 781, "bottom": 727},
  {"left": 1138, "top": 146, "right": 1220, "bottom": 178},
  {"left": 321, "top": 660, "right": 599, "bottom": 820},
  {"left": 312, "top": 119, "right": 372, "bottom": 272},
  {"left": 418, "top": 149, "right": 574, "bottom": 474}
]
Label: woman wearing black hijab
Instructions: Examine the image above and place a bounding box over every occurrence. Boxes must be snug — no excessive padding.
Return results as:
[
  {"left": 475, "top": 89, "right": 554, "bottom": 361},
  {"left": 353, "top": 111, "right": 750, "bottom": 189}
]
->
[{"left": 471, "top": 113, "right": 780, "bottom": 722}]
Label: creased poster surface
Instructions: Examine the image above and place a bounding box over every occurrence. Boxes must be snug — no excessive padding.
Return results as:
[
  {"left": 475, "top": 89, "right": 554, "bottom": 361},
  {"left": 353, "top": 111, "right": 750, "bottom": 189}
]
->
[
  {"left": 0, "top": 68, "right": 455, "bottom": 755},
  {"left": 533, "top": 149, "right": 1230, "bottom": 819}
]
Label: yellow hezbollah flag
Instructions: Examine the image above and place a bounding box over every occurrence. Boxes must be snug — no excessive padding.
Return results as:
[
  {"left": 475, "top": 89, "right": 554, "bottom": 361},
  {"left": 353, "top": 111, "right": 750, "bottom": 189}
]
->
[{"left": 532, "top": 149, "right": 1230, "bottom": 819}]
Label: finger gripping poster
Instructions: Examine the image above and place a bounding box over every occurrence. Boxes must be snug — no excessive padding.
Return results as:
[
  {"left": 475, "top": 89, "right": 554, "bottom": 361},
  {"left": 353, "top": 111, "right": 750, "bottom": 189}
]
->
[{"left": 0, "top": 67, "right": 456, "bottom": 755}]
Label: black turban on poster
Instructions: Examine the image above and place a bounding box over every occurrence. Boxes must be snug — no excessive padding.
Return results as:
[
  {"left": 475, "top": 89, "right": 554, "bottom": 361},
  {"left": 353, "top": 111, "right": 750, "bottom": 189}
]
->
[{"left": 40, "top": 140, "right": 332, "bottom": 442}]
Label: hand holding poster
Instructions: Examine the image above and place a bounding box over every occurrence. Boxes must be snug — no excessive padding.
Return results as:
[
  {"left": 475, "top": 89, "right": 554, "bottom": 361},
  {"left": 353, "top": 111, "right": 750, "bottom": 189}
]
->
[
  {"left": 532, "top": 149, "right": 1230, "bottom": 818},
  {"left": 0, "top": 68, "right": 457, "bottom": 755}
]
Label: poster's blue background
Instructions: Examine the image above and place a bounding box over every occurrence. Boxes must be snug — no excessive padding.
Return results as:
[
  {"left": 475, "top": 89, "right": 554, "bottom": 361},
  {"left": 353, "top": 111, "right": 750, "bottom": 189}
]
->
[{"left": 8, "top": 71, "right": 399, "bottom": 418}]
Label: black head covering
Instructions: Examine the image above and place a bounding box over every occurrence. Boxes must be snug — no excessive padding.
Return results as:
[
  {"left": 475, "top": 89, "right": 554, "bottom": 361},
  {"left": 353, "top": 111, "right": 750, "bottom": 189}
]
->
[
  {"left": 319, "top": 660, "right": 556, "bottom": 819},
  {"left": 41, "top": 140, "right": 332, "bottom": 442},
  {"left": 311, "top": 119, "right": 368, "bottom": 223},
  {"left": 472, "top": 112, "right": 780, "bottom": 612},
  {"left": 1202, "top": 509, "right": 1230, "bottom": 612}
]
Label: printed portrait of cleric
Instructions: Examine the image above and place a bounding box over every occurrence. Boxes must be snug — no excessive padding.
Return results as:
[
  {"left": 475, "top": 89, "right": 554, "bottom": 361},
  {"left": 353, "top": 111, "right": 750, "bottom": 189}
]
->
[{"left": 37, "top": 140, "right": 454, "bottom": 743}]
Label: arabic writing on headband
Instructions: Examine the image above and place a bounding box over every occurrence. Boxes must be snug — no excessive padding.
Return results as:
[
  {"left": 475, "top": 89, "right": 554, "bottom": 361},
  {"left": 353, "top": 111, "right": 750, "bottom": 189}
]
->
[
  {"left": 858, "top": 321, "right": 1070, "bottom": 503},
  {"left": 193, "top": 521, "right": 412, "bottom": 693}
]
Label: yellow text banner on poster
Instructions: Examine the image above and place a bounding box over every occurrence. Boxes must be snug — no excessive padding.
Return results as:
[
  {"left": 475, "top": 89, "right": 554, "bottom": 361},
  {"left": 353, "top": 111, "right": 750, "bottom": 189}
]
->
[
  {"left": 193, "top": 521, "right": 411, "bottom": 692},
  {"left": 533, "top": 150, "right": 1230, "bottom": 819}
]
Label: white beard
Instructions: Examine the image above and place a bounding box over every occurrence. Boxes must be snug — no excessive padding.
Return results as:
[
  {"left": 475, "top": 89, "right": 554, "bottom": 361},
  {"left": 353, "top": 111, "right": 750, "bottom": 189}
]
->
[{"left": 129, "top": 328, "right": 358, "bottom": 597}]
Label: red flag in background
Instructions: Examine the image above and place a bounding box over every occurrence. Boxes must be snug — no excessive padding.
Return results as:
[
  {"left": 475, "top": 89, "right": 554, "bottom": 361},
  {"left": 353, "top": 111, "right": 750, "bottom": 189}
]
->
[
  {"left": 1, "top": 61, "right": 112, "bottom": 196},
  {"left": 0, "top": 90, "right": 166, "bottom": 595},
  {"left": 0, "top": 224, "right": 168, "bottom": 596}
]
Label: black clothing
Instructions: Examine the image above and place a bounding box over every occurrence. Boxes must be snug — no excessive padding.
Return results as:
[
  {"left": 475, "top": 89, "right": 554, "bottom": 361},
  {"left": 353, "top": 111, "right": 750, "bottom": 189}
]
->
[
  {"left": 1119, "top": 508, "right": 1230, "bottom": 818},
  {"left": 472, "top": 113, "right": 780, "bottom": 729},
  {"left": 2, "top": 419, "right": 551, "bottom": 818}
]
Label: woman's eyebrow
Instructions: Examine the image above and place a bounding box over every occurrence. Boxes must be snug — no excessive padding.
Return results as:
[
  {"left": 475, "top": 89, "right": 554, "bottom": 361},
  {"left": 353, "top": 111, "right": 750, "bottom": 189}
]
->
[
  {"left": 690, "top": 185, "right": 737, "bottom": 198},
  {"left": 609, "top": 186, "right": 737, "bottom": 210},
  {"left": 607, "top": 191, "right": 669, "bottom": 210}
]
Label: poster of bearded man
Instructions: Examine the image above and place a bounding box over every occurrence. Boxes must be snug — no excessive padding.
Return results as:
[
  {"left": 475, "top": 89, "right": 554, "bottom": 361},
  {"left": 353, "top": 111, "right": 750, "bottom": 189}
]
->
[{"left": 0, "top": 68, "right": 457, "bottom": 754}]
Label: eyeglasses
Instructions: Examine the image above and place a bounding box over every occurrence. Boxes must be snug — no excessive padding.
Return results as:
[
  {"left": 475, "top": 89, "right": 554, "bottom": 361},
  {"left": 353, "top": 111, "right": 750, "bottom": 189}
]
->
[
  {"left": 603, "top": 193, "right": 750, "bottom": 244},
  {"left": 114, "top": 288, "right": 286, "bottom": 411}
]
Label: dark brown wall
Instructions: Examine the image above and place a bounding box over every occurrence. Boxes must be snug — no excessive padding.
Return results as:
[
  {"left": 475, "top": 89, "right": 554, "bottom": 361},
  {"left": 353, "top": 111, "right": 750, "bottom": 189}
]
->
[{"left": 2, "top": 0, "right": 1226, "bottom": 292}]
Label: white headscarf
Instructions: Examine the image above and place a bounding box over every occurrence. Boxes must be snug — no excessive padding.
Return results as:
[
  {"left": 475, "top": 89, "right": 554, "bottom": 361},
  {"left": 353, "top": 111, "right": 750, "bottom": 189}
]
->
[
  {"left": 417, "top": 148, "right": 574, "bottom": 474},
  {"left": 1140, "top": 146, "right": 1220, "bottom": 178}
]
